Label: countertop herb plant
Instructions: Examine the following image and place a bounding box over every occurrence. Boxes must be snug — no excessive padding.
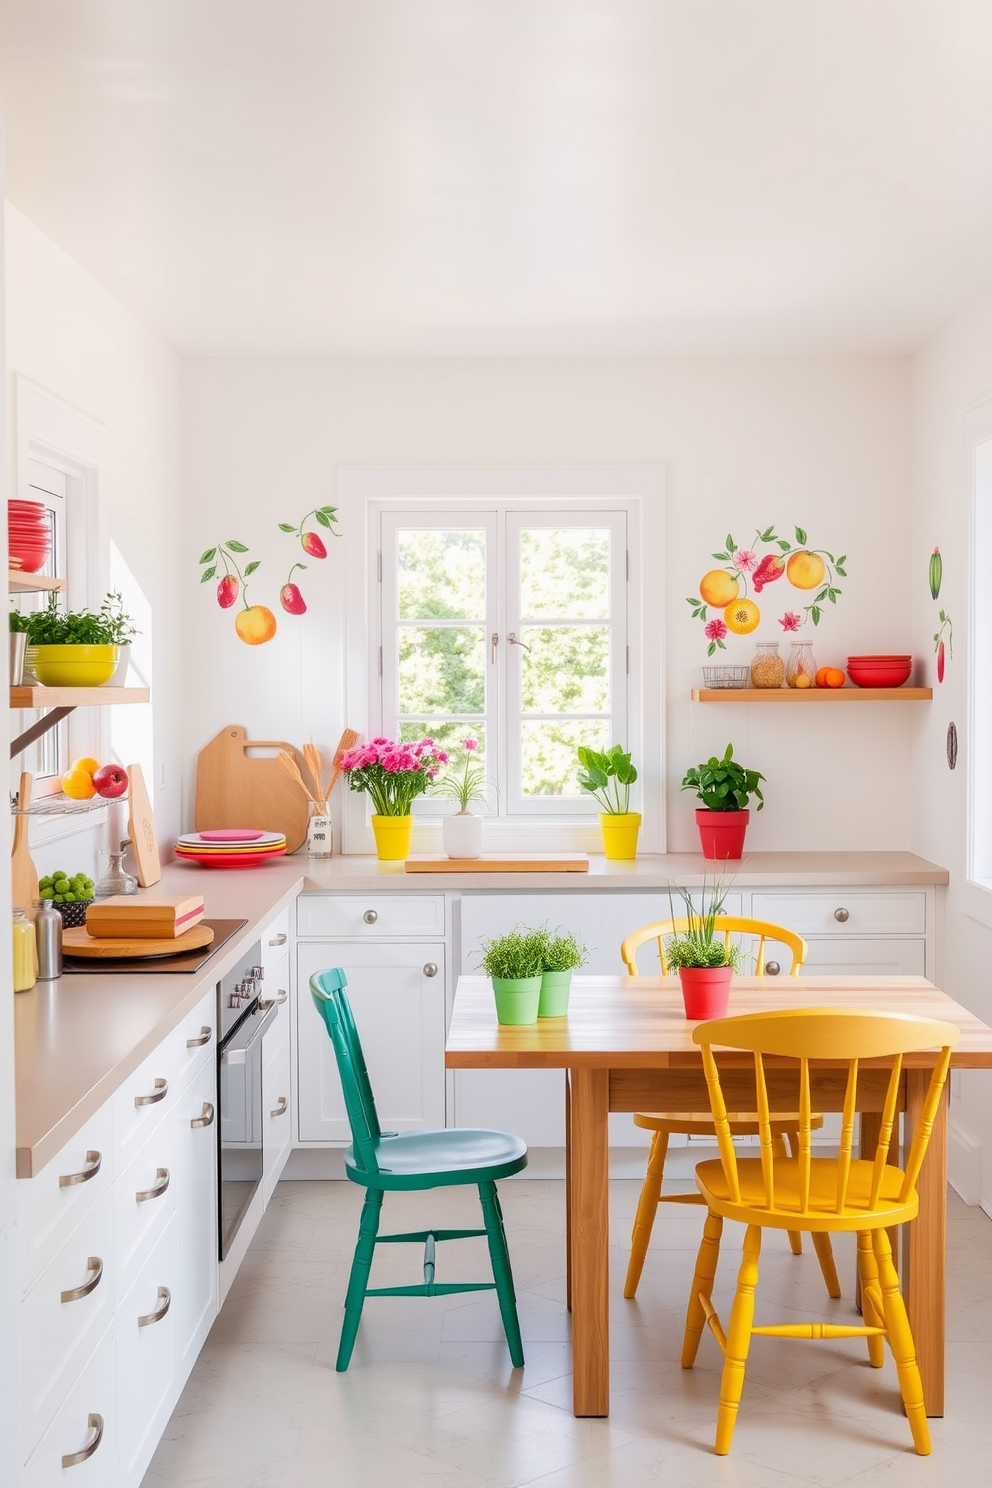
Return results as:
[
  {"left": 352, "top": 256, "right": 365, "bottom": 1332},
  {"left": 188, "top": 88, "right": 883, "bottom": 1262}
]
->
[
  {"left": 576, "top": 744, "right": 638, "bottom": 814},
  {"left": 681, "top": 743, "right": 765, "bottom": 813},
  {"left": 477, "top": 926, "right": 548, "bottom": 981}
]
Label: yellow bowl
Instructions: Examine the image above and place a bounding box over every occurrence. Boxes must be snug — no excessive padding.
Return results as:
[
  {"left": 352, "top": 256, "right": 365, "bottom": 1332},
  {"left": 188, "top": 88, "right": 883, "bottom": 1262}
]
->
[{"left": 30, "top": 644, "right": 119, "bottom": 687}]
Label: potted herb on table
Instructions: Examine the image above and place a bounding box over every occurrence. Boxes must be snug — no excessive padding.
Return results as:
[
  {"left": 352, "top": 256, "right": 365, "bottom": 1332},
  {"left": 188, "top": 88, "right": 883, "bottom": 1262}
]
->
[
  {"left": 478, "top": 926, "right": 548, "bottom": 1025},
  {"left": 663, "top": 878, "right": 741, "bottom": 1020},
  {"left": 681, "top": 743, "right": 765, "bottom": 860},
  {"left": 538, "top": 928, "right": 590, "bottom": 1019},
  {"left": 576, "top": 744, "right": 640, "bottom": 859}
]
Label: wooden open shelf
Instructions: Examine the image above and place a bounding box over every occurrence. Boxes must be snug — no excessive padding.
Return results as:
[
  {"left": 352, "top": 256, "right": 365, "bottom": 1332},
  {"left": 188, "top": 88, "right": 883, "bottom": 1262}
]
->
[
  {"left": 8, "top": 569, "right": 65, "bottom": 594},
  {"left": 10, "top": 686, "right": 149, "bottom": 709},
  {"left": 692, "top": 686, "right": 933, "bottom": 703}
]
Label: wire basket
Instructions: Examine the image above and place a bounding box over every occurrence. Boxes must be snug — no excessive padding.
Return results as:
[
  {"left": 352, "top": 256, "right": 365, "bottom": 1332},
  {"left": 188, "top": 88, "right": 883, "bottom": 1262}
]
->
[
  {"left": 701, "top": 665, "right": 751, "bottom": 689},
  {"left": 54, "top": 900, "right": 92, "bottom": 929}
]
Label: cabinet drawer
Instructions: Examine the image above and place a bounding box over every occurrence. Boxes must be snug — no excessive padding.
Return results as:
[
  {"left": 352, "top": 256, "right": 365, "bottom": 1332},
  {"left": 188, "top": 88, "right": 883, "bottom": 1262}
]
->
[
  {"left": 751, "top": 891, "right": 926, "bottom": 938},
  {"left": 22, "top": 1321, "right": 116, "bottom": 1486},
  {"left": 263, "top": 1051, "right": 292, "bottom": 1205},
  {"left": 114, "top": 1115, "right": 178, "bottom": 1301},
  {"left": 21, "top": 1190, "right": 116, "bottom": 1457},
  {"left": 175, "top": 988, "right": 217, "bottom": 1090},
  {"left": 298, "top": 894, "right": 444, "bottom": 939},
  {"left": 19, "top": 1103, "right": 114, "bottom": 1292},
  {"left": 117, "top": 1212, "right": 179, "bottom": 1488},
  {"left": 260, "top": 907, "right": 291, "bottom": 969},
  {"left": 113, "top": 1036, "right": 182, "bottom": 1176}
]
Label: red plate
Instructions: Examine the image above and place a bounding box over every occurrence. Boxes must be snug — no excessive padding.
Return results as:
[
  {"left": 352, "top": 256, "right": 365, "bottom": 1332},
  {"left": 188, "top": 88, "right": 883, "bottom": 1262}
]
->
[
  {"left": 195, "top": 829, "right": 268, "bottom": 842},
  {"left": 173, "top": 847, "right": 288, "bottom": 868}
]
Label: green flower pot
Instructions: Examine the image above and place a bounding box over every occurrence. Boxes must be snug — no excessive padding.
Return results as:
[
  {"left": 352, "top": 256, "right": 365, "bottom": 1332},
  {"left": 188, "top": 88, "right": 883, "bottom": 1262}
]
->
[
  {"left": 492, "top": 975, "right": 542, "bottom": 1026},
  {"left": 538, "top": 969, "right": 573, "bottom": 1018}
]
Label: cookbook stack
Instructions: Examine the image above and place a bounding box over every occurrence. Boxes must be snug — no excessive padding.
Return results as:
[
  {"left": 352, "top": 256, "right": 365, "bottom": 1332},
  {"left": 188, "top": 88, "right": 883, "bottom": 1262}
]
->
[{"left": 174, "top": 829, "right": 288, "bottom": 868}]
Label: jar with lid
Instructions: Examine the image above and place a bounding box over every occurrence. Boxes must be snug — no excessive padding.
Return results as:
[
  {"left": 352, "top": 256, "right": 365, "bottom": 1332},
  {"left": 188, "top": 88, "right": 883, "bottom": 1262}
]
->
[
  {"left": 750, "top": 641, "right": 785, "bottom": 689},
  {"left": 786, "top": 639, "right": 818, "bottom": 688},
  {"left": 12, "top": 907, "right": 38, "bottom": 992}
]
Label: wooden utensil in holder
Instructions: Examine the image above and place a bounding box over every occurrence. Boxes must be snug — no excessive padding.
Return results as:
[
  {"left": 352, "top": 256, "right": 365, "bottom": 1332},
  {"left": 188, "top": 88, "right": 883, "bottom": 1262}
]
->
[{"left": 11, "top": 771, "right": 39, "bottom": 917}]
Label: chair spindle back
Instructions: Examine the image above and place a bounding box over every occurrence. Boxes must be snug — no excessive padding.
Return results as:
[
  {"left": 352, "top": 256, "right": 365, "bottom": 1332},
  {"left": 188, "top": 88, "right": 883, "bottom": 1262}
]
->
[
  {"left": 310, "top": 968, "right": 382, "bottom": 1173},
  {"left": 621, "top": 916, "right": 808, "bottom": 977}
]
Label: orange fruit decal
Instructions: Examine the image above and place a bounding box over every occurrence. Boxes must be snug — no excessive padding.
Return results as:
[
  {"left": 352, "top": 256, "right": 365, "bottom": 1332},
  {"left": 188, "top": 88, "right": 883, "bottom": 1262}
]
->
[
  {"left": 723, "top": 598, "right": 760, "bottom": 635},
  {"left": 699, "top": 569, "right": 740, "bottom": 607},
  {"left": 235, "top": 605, "right": 278, "bottom": 646},
  {"left": 786, "top": 550, "right": 826, "bottom": 590}
]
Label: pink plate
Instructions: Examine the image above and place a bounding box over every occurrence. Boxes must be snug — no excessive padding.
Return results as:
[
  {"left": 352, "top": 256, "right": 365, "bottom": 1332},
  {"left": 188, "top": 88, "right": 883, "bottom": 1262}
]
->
[
  {"left": 173, "top": 847, "right": 288, "bottom": 869},
  {"left": 197, "top": 829, "right": 267, "bottom": 842}
]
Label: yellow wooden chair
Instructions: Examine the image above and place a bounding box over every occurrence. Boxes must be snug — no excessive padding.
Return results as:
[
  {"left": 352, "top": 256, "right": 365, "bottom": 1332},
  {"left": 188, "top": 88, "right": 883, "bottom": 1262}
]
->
[
  {"left": 620, "top": 916, "right": 839, "bottom": 1302},
  {"left": 682, "top": 1007, "right": 958, "bottom": 1455}
]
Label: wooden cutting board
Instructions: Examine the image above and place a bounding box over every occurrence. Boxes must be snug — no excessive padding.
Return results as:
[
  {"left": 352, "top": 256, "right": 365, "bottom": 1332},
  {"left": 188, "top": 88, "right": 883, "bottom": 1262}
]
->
[
  {"left": 62, "top": 923, "right": 215, "bottom": 959},
  {"left": 405, "top": 854, "right": 590, "bottom": 873},
  {"left": 11, "top": 771, "right": 39, "bottom": 917},
  {"left": 127, "top": 763, "right": 162, "bottom": 888},
  {"left": 195, "top": 725, "right": 311, "bottom": 852}
]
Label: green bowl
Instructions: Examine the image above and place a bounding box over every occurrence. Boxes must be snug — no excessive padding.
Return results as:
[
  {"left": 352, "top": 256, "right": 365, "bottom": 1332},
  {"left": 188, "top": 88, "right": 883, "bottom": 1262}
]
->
[{"left": 30, "top": 644, "right": 118, "bottom": 687}]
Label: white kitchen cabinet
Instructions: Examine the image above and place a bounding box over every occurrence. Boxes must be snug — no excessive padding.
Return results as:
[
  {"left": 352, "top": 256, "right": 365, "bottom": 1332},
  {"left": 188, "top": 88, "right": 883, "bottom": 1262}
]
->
[
  {"left": 22, "top": 1323, "right": 117, "bottom": 1488},
  {"left": 296, "top": 897, "right": 446, "bottom": 1144},
  {"left": 262, "top": 1048, "right": 293, "bottom": 1204},
  {"left": 116, "top": 1213, "right": 178, "bottom": 1488},
  {"left": 174, "top": 1038, "right": 219, "bottom": 1381}
]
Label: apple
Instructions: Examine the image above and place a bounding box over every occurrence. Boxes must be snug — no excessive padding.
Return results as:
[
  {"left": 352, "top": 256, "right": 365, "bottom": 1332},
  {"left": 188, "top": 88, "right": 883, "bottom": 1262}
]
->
[{"left": 92, "top": 763, "right": 129, "bottom": 799}]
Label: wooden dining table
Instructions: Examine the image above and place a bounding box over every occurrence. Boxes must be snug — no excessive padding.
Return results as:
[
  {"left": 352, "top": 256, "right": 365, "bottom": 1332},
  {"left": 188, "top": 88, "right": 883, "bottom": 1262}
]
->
[{"left": 446, "top": 974, "right": 992, "bottom": 1418}]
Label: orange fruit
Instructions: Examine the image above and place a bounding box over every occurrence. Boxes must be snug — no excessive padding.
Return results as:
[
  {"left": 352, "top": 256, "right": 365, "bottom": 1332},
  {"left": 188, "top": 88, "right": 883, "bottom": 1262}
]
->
[
  {"left": 786, "top": 551, "right": 826, "bottom": 590},
  {"left": 234, "top": 605, "right": 277, "bottom": 646},
  {"left": 723, "top": 597, "right": 760, "bottom": 635},
  {"left": 824, "top": 667, "right": 845, "bottom": 688},
  {"left": 69, "top": 756, "right": 100, "bottom": 777},
  {"left": 814, "top": 668, "right": 830, "bottom": 688},
  {"left": 699, "top": 569, "right": 740, "bottom": 607},
  {"left": 62, "top": 767, "right": 96, "bottom": 799}
]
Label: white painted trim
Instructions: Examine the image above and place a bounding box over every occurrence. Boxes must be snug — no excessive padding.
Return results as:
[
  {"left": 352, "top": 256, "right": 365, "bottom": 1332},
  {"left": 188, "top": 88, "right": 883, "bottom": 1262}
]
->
[
  {"left": 339, "top": 464, "right": 666, "bottom": 855},
  {"left": 964, "top": 397, "right": 992, "bottom": 929}
]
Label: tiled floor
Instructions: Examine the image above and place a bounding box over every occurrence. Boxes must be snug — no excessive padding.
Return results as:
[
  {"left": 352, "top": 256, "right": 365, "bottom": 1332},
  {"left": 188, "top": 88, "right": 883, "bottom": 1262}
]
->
[{"left": 144, "top": 1178, "right": 992, "bottom": 1487}]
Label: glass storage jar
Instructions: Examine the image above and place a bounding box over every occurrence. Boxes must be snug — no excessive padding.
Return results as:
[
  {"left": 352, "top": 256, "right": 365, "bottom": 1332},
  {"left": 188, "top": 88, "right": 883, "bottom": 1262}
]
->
[
  {"left": 786, "top": 639, "right": 818, "bottom": 688},
  {"left": 12, "top": 907, "right": 38, "bottom": 992},
  {"left": 750, "top": 641, "right": 785, "bottom": 689}
]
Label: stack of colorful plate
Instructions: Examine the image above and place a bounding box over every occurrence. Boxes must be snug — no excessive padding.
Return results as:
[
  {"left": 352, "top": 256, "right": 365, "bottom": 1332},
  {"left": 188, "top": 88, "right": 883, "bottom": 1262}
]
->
[
  {"left": 846, "top": 655, "right": 912, "bottom": 688},
  {"left": 8, "top": 500, "right": 52, "bottom": 573},
  {"left": 174, "top": 829, "right": 288, "bottom": 869}
]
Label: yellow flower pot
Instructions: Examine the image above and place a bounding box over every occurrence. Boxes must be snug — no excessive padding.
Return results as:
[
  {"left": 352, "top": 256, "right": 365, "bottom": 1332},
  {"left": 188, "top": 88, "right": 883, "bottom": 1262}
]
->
[
  {"left": 600, "top": 811, "right": 641, "bottom": 860},
  {"left": 30, "top": 643, "right": 119, "bottom": 687},
  {"left": 370, "top": 814, "right": 413, "bottom": 861}
]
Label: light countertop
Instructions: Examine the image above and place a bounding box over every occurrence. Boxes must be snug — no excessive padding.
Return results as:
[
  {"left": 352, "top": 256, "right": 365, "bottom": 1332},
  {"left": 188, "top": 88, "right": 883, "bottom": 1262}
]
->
[{"left": 14, "top": 849, "right": 948, "bottom": 1177}]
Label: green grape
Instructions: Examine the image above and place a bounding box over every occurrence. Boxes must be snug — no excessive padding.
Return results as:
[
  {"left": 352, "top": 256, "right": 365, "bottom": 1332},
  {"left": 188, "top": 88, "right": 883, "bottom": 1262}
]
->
[
  {"left": 39, "top": 886, "right": 55, "bottom": 900},
  {"left": 62, "top": 893, "right": 76, "bottom": 902}
]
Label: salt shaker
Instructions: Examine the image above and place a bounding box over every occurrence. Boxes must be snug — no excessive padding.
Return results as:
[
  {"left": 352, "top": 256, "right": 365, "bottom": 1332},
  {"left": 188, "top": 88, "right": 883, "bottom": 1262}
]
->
[{"left": 34, "top": 898, "right": 63, "bottom": 980}]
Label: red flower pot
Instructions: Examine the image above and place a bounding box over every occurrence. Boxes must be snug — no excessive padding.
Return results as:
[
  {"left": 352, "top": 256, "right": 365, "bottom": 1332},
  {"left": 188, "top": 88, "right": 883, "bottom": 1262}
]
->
[
  {"left": 695, "top": 808, "right": 749, "bottom": 860},
  {"left": 678, "top": 964, "right": 733, "bottom": 1020}
]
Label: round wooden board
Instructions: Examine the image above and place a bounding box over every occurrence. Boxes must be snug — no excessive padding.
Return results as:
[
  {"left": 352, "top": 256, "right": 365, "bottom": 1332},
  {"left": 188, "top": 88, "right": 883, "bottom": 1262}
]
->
[{"left": 62, "top": 924, "right": 215, "bottom": 959}]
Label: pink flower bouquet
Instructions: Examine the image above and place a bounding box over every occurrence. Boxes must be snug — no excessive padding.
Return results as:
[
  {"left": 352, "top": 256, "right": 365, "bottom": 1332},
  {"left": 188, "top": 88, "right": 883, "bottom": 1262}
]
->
[{"left": 339, "top": 737, "right": 448, "bottom": 817}]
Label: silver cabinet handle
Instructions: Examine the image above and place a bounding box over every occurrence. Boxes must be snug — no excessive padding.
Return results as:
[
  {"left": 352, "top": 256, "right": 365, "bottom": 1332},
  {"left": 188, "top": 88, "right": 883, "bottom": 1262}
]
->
[
  {"left": 62, "top": 1413, "right": 104, "bottom": 1468},
  {"left": 275, "top": 988, "right": 288, "bottom": 1004},
  {"left": 191, "top": 1101, "right": 215, "bottom": 1129},
  {"left": 765, "top": 961, "right": 781, "bottom": 977},
  {"left": 136, "top": 1167, "right": 170, "bottom": 1203},
  {"left": 138, "top": 1285, "right": 172, "bottom": 1328},
  {"left": 423, "top": 962, "right": 438, "bottom": 977},
  {"left": 268, "top": 932, "right": 288, "bottom": 946},
  {"left": 59, "top": 1150, "right": 102, "bottom": 1188},
  {"left": 186, "top": 1026, "right": 212, "bottom": 1048},
  {"left": 61, "top": 1256, "right": 103, "bottom": 1304},
  {"left": 135, "top": 1077, "right": 168, "bottom": 1107},
  {"left": 834, "top": 907, "right": 850, "bottom": 923},
  {"left": 363, "top": 909, "right": 378, "bottom": 924},
  {"left": 270, "top": 1095, "right": 289, "bottom": 1118}
]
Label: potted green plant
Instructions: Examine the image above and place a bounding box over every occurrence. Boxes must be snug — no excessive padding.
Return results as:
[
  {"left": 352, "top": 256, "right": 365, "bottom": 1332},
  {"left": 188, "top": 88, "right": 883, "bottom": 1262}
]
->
[
  {"left": 338, "top": 736, "right": 448, "bottom": 859},
  {"left": 576, "top": 744, "right": 640, "bottom": 859},
  {"left": 477, "top": 926, "right": 547, "bottom": 1025},
  {"left": 99, "top": 592, "right": 139, "bottom": 684},
  {"left": 538, "top": 927, "right": 590, "bottom": 1018},
  {"left": 681, "top": 743, "right": 765, "bottom": 860},
  {"left": 38, "top": 867, "right": 96, "bottom": 928},
  {"left": 663, "top": 878, "right": 740, "bottom": 1019},
  {"left": 434, "top": 737, "right": 490, "bottom": 859},
  {"left": 21, "top": 592, "right": 137, "bottom": 687}
]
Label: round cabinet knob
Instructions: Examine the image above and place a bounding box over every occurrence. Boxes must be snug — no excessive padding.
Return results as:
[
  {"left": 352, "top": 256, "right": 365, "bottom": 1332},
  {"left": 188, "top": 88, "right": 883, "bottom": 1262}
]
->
[
  {"left": 423, "top": 962, "right": 438, "bottom": 978},
  {"left": 363, "top": 909, "right": 378, "bottom": 924},
  {"left": 765, "top": 961, "right": 781, "bottom": 977},
  {"left": 833, "top": 907, "right": 850, "bottom": 923}
]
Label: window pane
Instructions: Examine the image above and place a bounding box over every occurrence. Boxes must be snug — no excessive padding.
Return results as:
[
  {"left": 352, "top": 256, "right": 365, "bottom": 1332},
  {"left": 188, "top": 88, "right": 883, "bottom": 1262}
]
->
[
  {"left": 520, "top": 626, "right": 610, "bottom": 714},
  {"left": 398, "top": 627, "right": 485, "bottom": 715},
  {"left": 521, "top": 719, "right": 611, "bottom": 798},
  {"left": 520, "top": 528, "right": 610, "bottom": 620},
  {"left": 397, "top": 530, "right": 486, "bottom": 621}
]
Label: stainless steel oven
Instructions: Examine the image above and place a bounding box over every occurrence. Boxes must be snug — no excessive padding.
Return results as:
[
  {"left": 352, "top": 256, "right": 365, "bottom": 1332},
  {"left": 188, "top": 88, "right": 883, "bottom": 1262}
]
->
[{"left": 217, "top": 942, "right": 277, "bottom": 1260}]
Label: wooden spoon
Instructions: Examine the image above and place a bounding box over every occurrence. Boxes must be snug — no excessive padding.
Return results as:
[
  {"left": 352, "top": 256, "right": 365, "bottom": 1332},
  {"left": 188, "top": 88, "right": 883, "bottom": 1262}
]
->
[
  {"left": 326, "top": 729, "right": 359, "bottom": 796},
  {"left": 11, "top": 771, "right": 39, "bottom": 918}
]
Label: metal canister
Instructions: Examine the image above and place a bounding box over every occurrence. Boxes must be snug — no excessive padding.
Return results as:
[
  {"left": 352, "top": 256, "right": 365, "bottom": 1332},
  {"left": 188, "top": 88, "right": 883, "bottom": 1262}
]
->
[{"left": 34, "top": 899, "right": 63, "bottom": 981}]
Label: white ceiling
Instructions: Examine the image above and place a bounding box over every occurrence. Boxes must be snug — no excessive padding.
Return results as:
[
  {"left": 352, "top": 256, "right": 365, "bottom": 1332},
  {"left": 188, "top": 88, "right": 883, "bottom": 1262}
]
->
[{"left": 2, "top": 1, "right": 992, "bottom": 357}]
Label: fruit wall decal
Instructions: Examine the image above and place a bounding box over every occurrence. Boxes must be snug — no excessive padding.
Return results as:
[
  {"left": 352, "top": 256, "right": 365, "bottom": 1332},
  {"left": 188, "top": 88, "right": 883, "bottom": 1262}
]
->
[
  {"left": 934, "top": 609, "right": 953, "bottom": 683},
  {"left": 929, "top": 547, "right": 942, "bottom": 600},
  {"left": 688, "top": 526, "right": 847, "bottom": 655},
  {"left": 198, "top": 505, "right": 340, "bottom": 645}
]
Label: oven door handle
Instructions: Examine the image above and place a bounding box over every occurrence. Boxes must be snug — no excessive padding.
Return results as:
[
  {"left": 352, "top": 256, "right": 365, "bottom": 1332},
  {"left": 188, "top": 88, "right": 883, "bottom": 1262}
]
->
[{"left": 220, "top": 1000, "right": 278, "bottom": 1065}]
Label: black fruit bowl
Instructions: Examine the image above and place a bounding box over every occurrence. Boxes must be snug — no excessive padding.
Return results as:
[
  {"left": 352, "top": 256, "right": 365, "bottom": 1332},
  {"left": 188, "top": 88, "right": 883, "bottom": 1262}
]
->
[{"left": 54, "top": 900, "right": 92, "bottom": 929}]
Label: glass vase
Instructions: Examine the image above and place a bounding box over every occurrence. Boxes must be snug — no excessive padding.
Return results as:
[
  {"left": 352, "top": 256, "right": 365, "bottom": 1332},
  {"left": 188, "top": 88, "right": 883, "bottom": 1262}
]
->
[
  {"left": 785, "top": 639, "right": 818, "bottom": 689},
  {"left": 94, "top": 845, "right": 138, "bottom": 898}
]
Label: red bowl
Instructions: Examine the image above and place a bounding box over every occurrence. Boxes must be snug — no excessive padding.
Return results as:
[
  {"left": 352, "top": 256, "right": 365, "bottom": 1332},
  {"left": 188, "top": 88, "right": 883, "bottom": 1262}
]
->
[
  {"left": 847, "top": 655, "right": 911, "bottom": 663},
  {"left": 847, "top": 661, "right": 912, "bottom": 688}
]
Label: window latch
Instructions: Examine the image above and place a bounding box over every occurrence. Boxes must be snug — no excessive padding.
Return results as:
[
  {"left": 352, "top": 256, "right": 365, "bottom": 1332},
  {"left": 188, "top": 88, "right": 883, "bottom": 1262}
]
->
[
  {"left": 507, "top": 632, "right": 531, "bottom": 653},
  {"left": 491, "top": 632, "right": 499, "bottom": 664}
]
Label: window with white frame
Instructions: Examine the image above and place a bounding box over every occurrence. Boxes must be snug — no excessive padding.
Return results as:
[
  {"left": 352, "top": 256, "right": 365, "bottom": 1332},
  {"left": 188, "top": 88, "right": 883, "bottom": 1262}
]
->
[{"left": 344, "top": 465, "right": 664, "bottom": 849}]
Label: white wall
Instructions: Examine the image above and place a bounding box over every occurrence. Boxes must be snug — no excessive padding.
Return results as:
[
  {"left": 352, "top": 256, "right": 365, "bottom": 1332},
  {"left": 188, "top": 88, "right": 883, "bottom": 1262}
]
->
[
  {"left": 911, "top": 289, "right": 992, "bottom": 1212},
  {"left": 181, "top": 355, "right": 913, "bottom": 851},
  {"left": 4, "top": 202, "right": 184, "bottom": 848}
]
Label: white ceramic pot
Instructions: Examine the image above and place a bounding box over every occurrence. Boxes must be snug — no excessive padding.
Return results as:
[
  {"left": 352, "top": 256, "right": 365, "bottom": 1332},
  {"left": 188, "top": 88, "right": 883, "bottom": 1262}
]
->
[
  {"left": 108, "top": 643, "right": 130, "bottom": 686},
  {"left": 442, "top": 810, "right": 484, "bottom": 859}
]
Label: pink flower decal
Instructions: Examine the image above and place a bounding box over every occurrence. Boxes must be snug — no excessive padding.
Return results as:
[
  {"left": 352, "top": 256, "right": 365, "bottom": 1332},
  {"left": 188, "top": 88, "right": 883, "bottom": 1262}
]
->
[
  {"left": 732, "top": 549, "right": 757, "bottom": 572},
  {"left": 704, "top": 618, "right": 728, "bottom": 641},
  {"left": 779, "top": 611, "right": 802, "bottom": 632}
]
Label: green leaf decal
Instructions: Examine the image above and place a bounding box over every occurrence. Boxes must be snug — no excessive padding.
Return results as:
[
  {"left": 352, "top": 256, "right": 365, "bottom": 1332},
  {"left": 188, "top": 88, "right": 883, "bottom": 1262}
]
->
[
  {"left": 244, "top": 560, "right": 261, "bottom": 576},
  {"left": 810, "top": 606, "right": 821, "bottom": 624},
  {"left": 226, "top": 540, "right": 249, "bottom": 553},
  {"left": 726, "top": 534, "right": 735, "bottom": 551},
  {"left": 778, "top": 539, "right": 791, "bottom": 551},
  {"left": 199, "top": 547, "right": 217, "bottom": 564},
  {"left": 200, "top": 566, "right": 217, "bottom": 583},
  {"left": 277, "top": 523, "right": 296, "bottom": 534},
  {"left": 795, "top": 527, "right": 807, "bottom": 545}
]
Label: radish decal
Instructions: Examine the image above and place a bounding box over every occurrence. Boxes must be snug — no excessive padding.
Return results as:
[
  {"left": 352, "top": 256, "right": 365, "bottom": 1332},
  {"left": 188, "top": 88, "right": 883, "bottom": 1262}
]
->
[{"left": 933, "top": 610, "right": 953, "bottom": 683}]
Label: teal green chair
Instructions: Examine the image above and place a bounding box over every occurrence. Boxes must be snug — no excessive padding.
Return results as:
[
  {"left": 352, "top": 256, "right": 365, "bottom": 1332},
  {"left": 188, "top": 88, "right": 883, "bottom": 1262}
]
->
[{"left": 310, "top": 968, "right": 528, "bottom": 1371}]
